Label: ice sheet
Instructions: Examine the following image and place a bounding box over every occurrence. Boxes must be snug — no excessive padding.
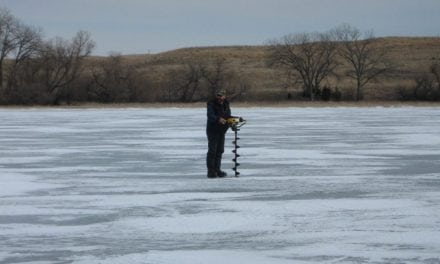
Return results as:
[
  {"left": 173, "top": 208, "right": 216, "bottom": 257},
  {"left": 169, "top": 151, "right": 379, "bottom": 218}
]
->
[{"left": 1, "top": 107, "right": 440, "bottom": 263}]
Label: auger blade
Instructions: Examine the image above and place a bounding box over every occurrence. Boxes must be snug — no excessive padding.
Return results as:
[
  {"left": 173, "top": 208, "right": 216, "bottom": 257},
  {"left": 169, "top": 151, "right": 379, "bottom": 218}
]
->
[{"left": 230, "top": 118, "right": 245, "bottom": 177}]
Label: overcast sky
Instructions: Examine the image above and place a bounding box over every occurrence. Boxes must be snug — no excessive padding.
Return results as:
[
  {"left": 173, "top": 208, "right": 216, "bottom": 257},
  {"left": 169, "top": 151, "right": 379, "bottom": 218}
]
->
[{"left": 1, "top": 0, "right": 439, "bottom": 56}]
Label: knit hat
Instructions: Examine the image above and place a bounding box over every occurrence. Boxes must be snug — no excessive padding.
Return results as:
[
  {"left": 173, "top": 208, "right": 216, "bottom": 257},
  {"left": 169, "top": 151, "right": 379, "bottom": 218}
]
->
[{"left": 216, "top": 89, "right": 226, "bottom": 96}]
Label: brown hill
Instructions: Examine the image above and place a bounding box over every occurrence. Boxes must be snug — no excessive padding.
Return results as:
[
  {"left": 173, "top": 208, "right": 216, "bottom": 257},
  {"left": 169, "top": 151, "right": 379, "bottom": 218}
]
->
[{"left": 97, "top": 37, "right": 440, "bottom": 101}]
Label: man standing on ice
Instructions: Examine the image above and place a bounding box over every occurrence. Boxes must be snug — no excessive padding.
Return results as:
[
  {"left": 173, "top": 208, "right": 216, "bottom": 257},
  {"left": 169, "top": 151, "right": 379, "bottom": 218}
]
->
[{"left": 206, "top": 89, "right": 231, "bottom": 178}]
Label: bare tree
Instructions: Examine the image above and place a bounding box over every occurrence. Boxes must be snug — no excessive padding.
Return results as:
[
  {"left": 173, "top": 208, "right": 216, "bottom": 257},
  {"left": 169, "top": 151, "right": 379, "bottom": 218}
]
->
[
  {"left": 167, "top": 61, "right": 204, "bottom": 102},
  {"left": 90, "top": 53, "right": 146, "bottom": 102},
  {"left": 431, "top": 60, "right": 440, "bottom": 87},
  {"left": 200, "top": 56, "right": 248, "bottom": 100},
  {"left": 406, "top": 56, "right": 440, "bottom": 101},
  {"left": 6, "top": 23, "right": 43, "bottom": 89},
  {"left": 12, "top": 24, "right": 42, "bottom": 62},
  {"left": 37, "top": 30, "right": 95, "bottom": 103},
  {"left": 0, "top": 8, "right": 19, "bottom": 88},
  {"left": 268, "top": 32, "right": 338, "bottom": 101},
  {"left": 0, "top": 8, "right": 44, "bottom": 103},
  {"left": 163, "top": 55, "right": 246, "bottom": 102},
  {"left": 332, "top": 23, "right": 390, "bottom": 101},
  {"left": 200, "top": 56, "right": 228, "bottom": 95}
]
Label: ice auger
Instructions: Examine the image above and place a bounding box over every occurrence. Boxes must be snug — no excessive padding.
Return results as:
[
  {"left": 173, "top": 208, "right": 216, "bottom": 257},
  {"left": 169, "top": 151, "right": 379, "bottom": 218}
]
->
[{"left": 226, "top": 117, "right": 246, "bottom": 177}]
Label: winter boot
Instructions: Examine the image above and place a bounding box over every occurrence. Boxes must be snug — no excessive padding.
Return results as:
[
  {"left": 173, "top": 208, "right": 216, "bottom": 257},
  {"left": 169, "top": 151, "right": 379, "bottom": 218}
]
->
[
  {"left": 216, "top": 170, "right": 227, "bottom": 177},
  {"left": 214, "top": 156, "right": 226, "bottom": 177},
  {"left": 207, "top": 170, "right": 218, "bottom": 178}
]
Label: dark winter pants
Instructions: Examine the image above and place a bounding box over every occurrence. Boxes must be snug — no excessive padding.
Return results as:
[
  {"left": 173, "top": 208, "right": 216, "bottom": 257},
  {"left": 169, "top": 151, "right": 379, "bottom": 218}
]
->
[{"left": 206, "top": 131, "right": 225, "bottom": 175}]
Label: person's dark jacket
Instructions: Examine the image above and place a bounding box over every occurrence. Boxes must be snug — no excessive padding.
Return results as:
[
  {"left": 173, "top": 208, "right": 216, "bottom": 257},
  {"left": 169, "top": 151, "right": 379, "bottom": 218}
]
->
[{"left": 206, "top": 99, "right": 231, "bottom": 134}]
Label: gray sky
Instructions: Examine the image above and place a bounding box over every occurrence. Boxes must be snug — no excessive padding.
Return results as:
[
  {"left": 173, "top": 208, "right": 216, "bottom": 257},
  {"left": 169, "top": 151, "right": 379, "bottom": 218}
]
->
[{"left": 1, "top": 0, "right": 439, "bottom": 56}]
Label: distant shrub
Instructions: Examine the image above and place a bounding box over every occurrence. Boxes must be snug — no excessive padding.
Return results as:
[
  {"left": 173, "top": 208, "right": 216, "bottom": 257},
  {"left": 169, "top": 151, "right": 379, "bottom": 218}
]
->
[
  {"left": 319, "top": 86, "right": 342, "bottom": 101},
  {"left": 332, "top": 87, "right": 342, "bottom": 101},
  {"left": 399, "top": 74, "right": 440, "bottom": 101},
  {"left": 321, "top": 86, "right": 331, "bottom": 101}
]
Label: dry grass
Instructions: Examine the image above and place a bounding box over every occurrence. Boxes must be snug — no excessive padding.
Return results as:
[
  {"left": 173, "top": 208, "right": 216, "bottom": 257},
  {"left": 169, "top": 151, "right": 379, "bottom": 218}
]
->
[{"left": 85, "top": 37, "right": 440, "bottom": 102}]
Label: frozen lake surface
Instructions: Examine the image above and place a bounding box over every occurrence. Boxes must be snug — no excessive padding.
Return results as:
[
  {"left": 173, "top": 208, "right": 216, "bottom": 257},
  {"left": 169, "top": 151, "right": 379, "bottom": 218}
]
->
[{"left": 1, "top": 106, "right": 440, "bottom": 264}]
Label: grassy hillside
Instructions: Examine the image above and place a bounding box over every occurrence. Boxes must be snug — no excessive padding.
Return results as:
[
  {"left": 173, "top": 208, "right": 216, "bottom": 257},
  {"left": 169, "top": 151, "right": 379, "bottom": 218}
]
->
[{"left": 98, "top": 37, "right": 440, "bottom": 101}]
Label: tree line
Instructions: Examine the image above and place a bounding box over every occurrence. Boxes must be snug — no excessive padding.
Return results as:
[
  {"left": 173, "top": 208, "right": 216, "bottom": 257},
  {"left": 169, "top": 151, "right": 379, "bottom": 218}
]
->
[
  {"left": 268, "top": 24, "right": 393, "bottom": 101},
  {"left": 269, "top": 24, "right": 439, "bottom": 101},
  {"left": 0, "top": 7, "right": 439, "bottom": 105},
  {"left": 0, "top": 8, "right": 250, "bottom": 105},
  {"left": 0, "top": 8, "right": 94, "bottom": 104},
  {"left": 268, "top": 24, "right": 440, "bottom": 101}
]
